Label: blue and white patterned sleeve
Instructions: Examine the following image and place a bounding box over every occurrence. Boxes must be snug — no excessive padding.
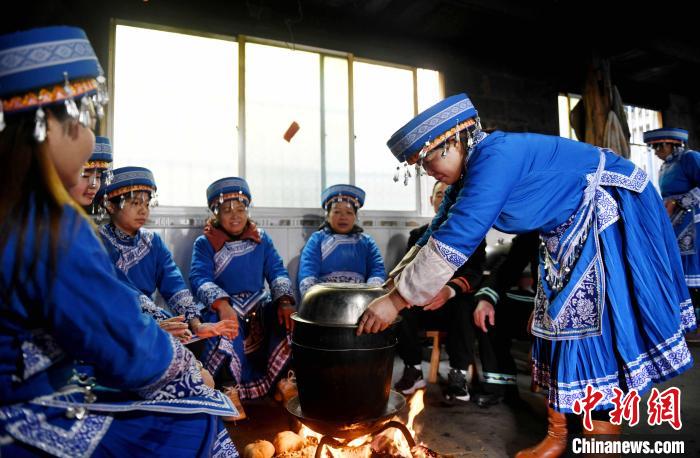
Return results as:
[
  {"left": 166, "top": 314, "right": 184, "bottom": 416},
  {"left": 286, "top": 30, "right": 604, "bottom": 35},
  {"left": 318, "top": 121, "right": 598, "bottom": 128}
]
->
[
  {"left": 189, "top": 236, "right": 230, "bottom": 309},
  {"left": 298, "top": 231, "right": 323, "bottom": 297},
  {"left": 135, "top": 334, "right": 221, "bottom": 400}
]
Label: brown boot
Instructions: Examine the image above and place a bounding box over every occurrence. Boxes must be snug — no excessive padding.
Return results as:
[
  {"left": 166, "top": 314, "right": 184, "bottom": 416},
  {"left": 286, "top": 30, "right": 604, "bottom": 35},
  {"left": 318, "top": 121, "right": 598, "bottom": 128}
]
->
[
  {"left": 222, "top": 385, "right": 247, "bottom": 422},
  {"left": 583, "top": 420, "right": 621, "bottom": 458},
  {"left": 515, "top": 406, "right": 568, "bottom": 458}
]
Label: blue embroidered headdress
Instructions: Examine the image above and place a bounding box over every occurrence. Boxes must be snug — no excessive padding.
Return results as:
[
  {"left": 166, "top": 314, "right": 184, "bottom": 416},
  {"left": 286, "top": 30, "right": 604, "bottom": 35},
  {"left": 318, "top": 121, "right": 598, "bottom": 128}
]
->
[
  {"left": 322, "top": 184, "right": 366, "bottom": 211},
  {"left": 0, "top": 26, "right": 108, "bottom": 141},
  {"left": 642, "top": 128, "right": 688, "bottom": 145},
  {"left": 97, "top": 166, "right": 158, "bottom": 216},
  {"left": 206, "top": 177, "right": 251, "bottom": 215},
  {"left": 386, "top": 93, "right": 481, "bottom": 185}
]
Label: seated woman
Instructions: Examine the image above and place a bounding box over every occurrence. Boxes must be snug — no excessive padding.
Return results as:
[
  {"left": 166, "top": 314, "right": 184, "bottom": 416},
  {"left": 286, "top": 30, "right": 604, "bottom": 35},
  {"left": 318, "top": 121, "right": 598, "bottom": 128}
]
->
[
  {"left": 190, "top": 177, "right": 296, "bottom": 415},
  {"left": 68, "top": 135, "right": 112, "bottom": 211},
  {"left": 98, "top": 166, "right": 236, "bottom": 343},
  {"left": 0, "top": 26, "right": 238, "bottom": 457},
  {"left": 298, "top": 184, "right": 386, "bottom": 297}
]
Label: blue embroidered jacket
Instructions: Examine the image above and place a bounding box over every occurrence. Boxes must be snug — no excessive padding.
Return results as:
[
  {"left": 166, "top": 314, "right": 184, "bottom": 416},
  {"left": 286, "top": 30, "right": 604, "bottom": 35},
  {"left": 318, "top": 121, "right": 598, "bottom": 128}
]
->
[
  {"left": 1, "top": 205, "right": 235, "bottom": 453},
  {"left": 298, "top": 226, "right": 386, "bottom": 297},
  {"left": 417, "top": 131, "right": 641, "bottom": 256},
  {"left": 658, "top": 149, "right": 700, "bottom": 284},
  {"left": 99, "top": 223, "right": 201, "bottom": 321},
  {"left": 189, "top": 227, "right": 294, "bottom": 316},
  {"left": 658, "top": 149, "right": 700, "bottom": 199}
]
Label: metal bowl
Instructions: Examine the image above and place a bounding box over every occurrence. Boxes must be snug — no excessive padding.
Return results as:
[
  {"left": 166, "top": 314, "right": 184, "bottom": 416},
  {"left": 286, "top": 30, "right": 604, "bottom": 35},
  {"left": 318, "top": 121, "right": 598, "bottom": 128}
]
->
[{"left": 294, "top": 283, "right": 387, "bottom": 327}]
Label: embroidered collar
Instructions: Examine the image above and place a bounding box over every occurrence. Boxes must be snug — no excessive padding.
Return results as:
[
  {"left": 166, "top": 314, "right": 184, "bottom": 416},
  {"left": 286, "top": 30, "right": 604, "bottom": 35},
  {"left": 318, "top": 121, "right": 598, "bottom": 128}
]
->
[{"left": 108, "top": 223, "right": 140, "bottom": 246}]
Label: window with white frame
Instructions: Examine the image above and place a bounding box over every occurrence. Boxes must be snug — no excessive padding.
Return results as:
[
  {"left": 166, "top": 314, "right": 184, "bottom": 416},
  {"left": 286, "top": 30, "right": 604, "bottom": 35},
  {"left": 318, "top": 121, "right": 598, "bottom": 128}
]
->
[
  {"left": 557, "top": 93, "right": 663, "bottom": 189},
  {"left": 112, "top": 25, "right": 239, "bottom": 207},
  {"left": 111, "top": 23, "right": 443, "bottom": 212}
]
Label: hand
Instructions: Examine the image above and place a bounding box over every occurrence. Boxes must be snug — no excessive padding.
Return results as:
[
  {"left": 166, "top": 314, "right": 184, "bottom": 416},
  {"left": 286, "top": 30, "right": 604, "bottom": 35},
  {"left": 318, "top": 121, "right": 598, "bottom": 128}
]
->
[
  {"left": 212, "top": 299, "right": 237, "bottom": 322},
  {"left": 424, "top": 286, "right": 453, "bottom": 311},
  {"left": 473, "top": 300, "right": 496, "bottom": 333},
  {"left": 200, "top": 368, "right": 215, "bottom": 388},
  {"left": 159, "top": 315, "right": 192, "bottom": 342},
  {"left": 357, "top": 290, "right": 407, "bottom": 335},
  {"left": 194, "top": 320, "right": 238, "bottom": 340},
  {"left": 277, "top": 302, "right": 295, "bottom": 333}
]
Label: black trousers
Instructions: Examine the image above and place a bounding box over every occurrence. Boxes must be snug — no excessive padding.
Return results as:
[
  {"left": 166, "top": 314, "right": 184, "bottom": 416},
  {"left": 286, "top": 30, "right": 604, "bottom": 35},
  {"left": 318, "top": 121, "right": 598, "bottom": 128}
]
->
[
  {"left": 397, "top": 294, "right": 476, "bottom": 371},
  {"left": 474, "top": 291, "right": 534, "bottom": 393}
]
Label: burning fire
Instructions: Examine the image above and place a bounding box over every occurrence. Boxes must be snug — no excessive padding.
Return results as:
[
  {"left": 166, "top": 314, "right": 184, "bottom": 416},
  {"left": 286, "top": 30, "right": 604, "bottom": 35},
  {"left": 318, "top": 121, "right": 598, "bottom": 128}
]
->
[{"left": 294, "top": 390, "right": 426, "bottom": 458}]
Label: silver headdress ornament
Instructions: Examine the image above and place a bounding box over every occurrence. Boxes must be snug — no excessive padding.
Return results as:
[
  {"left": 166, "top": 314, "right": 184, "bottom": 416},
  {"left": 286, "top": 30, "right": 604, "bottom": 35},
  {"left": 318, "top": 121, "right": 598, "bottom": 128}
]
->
[
  {"left": 393, "top": 116, "right": 484, "bottom": 186},
  {"left": 63, "top": 72, "right": 80, "bottom": 121}
]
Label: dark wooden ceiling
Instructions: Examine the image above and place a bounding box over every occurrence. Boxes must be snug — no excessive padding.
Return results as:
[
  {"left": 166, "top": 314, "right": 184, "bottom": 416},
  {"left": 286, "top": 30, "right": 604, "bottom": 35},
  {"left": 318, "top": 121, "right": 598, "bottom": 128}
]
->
[{"left": 3, "top": 0, "right": 698, "bottom": 106}]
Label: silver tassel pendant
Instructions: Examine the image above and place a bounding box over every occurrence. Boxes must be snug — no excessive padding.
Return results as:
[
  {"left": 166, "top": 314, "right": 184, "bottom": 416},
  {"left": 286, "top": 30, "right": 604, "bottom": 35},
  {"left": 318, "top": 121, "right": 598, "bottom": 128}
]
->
[
  {"left": 219, "top": 193, "right": 224, "bottom": 204},
  {"left": 33, "top": 107, "right": 47, "bottom": 142},
  {"left": 393, "top": 166, "right": 400, "bottom": 183},
  {"left": 78, "top": 96, "right": 91, "bottom": 128},
  {"left": 119, "top": 195, "right": 126, "bottom": 209},
  {"left": 96, "top": 75, "right": 109, "bottom": 105},
  {"left": 441, "top": 142, "right": 448, "bottom": 158},
  {"left": 213, "top": 206, "right": 219, "bottom": 216},
  {"left": 65, "top": 98, "right": 79, "bottom": 120},
  {"left": 93, "top": 94, "right": 105, "bottom": 119}
]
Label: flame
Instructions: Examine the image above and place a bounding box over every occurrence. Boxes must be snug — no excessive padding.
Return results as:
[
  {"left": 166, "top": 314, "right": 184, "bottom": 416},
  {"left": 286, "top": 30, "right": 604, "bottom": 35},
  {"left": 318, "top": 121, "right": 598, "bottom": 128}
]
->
[
  {"left": 406, "top": 389, "right": 424, "bottom": 434},
  {"left": 295, "top": 390, "right": 426, "bottom": 458}
]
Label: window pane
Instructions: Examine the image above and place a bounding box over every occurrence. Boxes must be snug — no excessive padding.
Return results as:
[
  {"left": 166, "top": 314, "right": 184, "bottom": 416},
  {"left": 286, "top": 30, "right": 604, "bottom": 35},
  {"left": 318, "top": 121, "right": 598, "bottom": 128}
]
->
[
  {"left": 353, "top": 62, "right": 415, "bottom": 211},
  {"left": 417, "top": 69, "right": 443, "bottom": 215},
  {"left": 323, "top": 56, "right": 350, "bottom": 186},
  {"left": 417, "top": 68, "right": 441, "bottom": 112},
  {"left": 626, "top": 105, "right": 662, "bottom": 191},
  {"left": 245, "top": 43, "right": 321, "bottom": 208},
  {"left": 113, "top": 25, "right": 238, "bottom": 207}
]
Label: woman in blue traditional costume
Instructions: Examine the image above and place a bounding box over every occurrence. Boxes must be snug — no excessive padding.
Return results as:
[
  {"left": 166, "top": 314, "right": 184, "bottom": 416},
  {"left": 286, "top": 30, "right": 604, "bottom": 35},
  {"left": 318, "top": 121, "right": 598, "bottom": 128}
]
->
[
  {"left": 297, "top": 184, "right": 386, "bottom": 297},
  {"left": 189, "top": 177, "right": 296, "bottom": 417},
  {"left": 644, "top": 127, "right": 700, "bottom": 343},
  {"left": 98, "top": 166, "right": 237, "bottom": 343},
  {"left": 0, "top": 26, "right": 238, "bottom": 457},
  {"left": 357, "top": 93, "right": 696, "bottom": 457},
  {"left": 68, "top": 136, "right": 112, "bottom": 211}
]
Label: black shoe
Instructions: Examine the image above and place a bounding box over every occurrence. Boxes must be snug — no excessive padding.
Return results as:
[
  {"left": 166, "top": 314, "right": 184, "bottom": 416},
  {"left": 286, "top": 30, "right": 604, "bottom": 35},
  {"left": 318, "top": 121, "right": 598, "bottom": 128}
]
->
[
  {"left": 475, "top": 392, "right": 503, "bottom": 408},
  {"left": 394, "top": 366, "right": 426, "bottom": 395},
  {"left": 443, "top": 368, "right": 470, "bottom": 404}
]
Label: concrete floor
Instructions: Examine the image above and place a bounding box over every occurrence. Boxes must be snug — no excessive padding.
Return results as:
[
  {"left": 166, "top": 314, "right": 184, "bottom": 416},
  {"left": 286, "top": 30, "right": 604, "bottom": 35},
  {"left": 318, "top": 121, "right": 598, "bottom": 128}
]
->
[{"left": 227, "top": 342, "right": 700, "bottom": 457}]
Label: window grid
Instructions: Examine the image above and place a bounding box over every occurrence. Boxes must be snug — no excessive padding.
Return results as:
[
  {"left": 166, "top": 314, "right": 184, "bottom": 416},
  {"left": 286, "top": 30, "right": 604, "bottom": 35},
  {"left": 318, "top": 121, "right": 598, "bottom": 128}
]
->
[{"left": 109, "top": 21, "right": 443, "bottom": 214}]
